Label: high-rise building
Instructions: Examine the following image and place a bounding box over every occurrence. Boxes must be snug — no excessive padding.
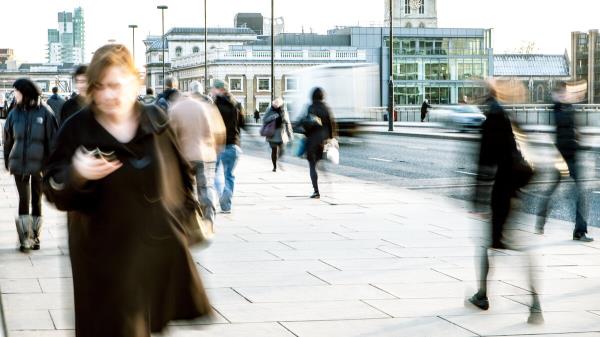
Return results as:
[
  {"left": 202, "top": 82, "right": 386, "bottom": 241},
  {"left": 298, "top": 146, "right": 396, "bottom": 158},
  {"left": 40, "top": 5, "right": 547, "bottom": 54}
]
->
[
  {"left": 571, "top": 30, "right": 600, "bottom": 103},
  {"left": 235, "top": 13, "right": 264, "bottom": 35},
  {"left": 47, "top": 7, "right": 85, "bottom": 64},
  {"left": 384, "top": 0, "right": 438, "bottom": 28},
  {"left": 0, "top": 49, "right": 15, "bottom": 65}
]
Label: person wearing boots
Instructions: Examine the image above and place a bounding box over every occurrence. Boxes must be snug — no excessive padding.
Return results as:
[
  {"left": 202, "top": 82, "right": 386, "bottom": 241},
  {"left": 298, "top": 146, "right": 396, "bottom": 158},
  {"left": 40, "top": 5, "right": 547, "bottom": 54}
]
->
[{"left": 3, "top": 78, "right": 58, "bottom": 251}]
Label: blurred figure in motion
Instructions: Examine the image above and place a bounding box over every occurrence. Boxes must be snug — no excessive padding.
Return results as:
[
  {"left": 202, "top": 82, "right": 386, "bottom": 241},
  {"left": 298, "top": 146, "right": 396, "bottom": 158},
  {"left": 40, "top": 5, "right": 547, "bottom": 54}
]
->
[
  {"left": 420, "top": 99, "right": 431, "bottom": 122},
  {"left": 302, "top": 87, "right": 336, "bottom": 199},
  {"left": 3, "top": 78, "right": 58, "bottom": 251},
  {"left": 469, "top": 80, "right": 543, "bottom": 324},
  {"left": 156, "top": 77, "right": 181, "bottom": 111},
  {"left": 170, "top": 92, "right": 226, "bottom": 228},
  {"left": 43, "top": 44, "right": 211, "bottom": 337},
  {"left": 189, "top": 80, "right": 213, "bottom": 104},
  {"left": 141, "top": 87, "right": 156, "bottom": 104},
  {"left": 535, "top": 81, "right": 593, "bottom": 241},
  {"left": 59, "top": 65, "right": 88, "bottom": 126},
  {"left": 254, "top": 108, "right": 260, "bottom": 123},
  {"left": 263, "top": 97, "right": 293, "bottom": 172},
  {"left": 47, "top": 86, "right": 65, "bottom": 116},
  {"left": 211, "top": 79, "right": 245, "bottom": 213}
]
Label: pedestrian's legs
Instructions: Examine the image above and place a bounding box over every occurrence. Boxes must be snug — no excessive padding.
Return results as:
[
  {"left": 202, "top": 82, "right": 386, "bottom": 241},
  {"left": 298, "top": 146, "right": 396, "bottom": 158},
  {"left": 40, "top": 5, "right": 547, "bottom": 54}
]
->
[
  {"left": 477, "top": 247, "right": 490, "bottom": 296},
  {"left": 219, "top": 145, "right": 241, "bottom": 212},
  {"left": 270, "top": 143, "right": 278, "bottom": 171},
  {"left": 490, "top": 183, "right": 511, "bottom": 249},
  {"left": 567, "top": 158, "right": 590, "bottom": 236},
  {"left": 195, "top": 161, "right": 217, "bottom": 224},
  {"left": 31, "top": 173, "right": 43, "bottom": 217},
  {"left": 14, "top": 175, "right": 31, "bottom": 215},
  {"left": 309, "top": 158, "right": 319, "bottom": 194},
  {"left": 536, "top": 168, "right": 561, "bottom": 232}
]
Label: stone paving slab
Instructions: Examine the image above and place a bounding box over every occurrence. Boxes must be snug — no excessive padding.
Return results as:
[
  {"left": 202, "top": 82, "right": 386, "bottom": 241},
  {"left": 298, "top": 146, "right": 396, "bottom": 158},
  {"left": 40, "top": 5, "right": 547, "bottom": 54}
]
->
[{"left": 1, "top": 152, "right": 600, "bottom": 336}]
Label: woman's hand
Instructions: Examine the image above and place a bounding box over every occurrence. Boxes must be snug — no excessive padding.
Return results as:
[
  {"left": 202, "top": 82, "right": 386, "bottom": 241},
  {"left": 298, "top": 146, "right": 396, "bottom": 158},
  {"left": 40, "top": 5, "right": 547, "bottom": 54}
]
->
[{"left": 72, "top": 147, "right": 122, "bottom": 181}]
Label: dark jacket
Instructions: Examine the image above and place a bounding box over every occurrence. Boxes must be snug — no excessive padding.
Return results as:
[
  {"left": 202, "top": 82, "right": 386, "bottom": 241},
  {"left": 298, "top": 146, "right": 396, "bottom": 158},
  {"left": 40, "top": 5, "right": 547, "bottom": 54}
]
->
[
  {"left": 478, "top": 97, "right": 517, "bottom": 174},
  {"left": 3, "top": 104, "right": 58, "bottom": 175},
  {"left": 47, "top": 94, "right": 66, "bottom": 116},
  {"left": 553, "top": 101, "right": 577, "bottom": 159},
  {"left": 421, "top": 101, "right": 431, "bottom": 114},
  {"left": 59, "top": 94, "right": 86, "bottom": 125},
  {"left": 215, "top": 93, "right": 245, "bottom": 146},
  {"left": 304, "top": 101, "right": 336, "bottom": 161},
  {"left": 43, "top": 104, "right": 211, "bottom": 336},
  {"left": 156, "top": 88, "right": 180, "bottom": 111}
]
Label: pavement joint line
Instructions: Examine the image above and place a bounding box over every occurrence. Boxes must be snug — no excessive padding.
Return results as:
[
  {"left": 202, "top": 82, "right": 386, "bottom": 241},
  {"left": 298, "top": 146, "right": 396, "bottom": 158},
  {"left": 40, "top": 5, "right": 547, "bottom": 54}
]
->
[
  {"left": 437, "top": 315, "right": 483, "bottom": 337},
  {"left": 430, "top": 268, "right": 464, "bottom": 282},
  {"left": 380, "top": 239, "right": 405, "bottom": 248},
  {"left": 277, "top": 321, "right": 300, "bottom": 337},
  {"left": 358, "top": 299, "right": 394, "bottom": 318},
  {"left": 368, "top": 283, "right": 402, "bottom": 300},
  {"left": 230, "top": 288, "right": 254, "bottom": 304},
  {"left": 305, "top": 271, "right": 332, "bottom": 286},
  {"left": 278, "top": 242, "right": 298, "bottom": 250},
  {"left": 209, "top": 306, "right": 232, "bottom": 324},
  {"left": 317, "top": 259, "right": 342, "bottom": 272}
]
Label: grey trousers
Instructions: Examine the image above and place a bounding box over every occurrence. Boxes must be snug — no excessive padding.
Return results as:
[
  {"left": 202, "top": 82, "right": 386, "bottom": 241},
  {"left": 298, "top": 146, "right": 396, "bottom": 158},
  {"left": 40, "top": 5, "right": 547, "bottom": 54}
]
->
[{"left": 192, "top": 161, "right": 217, "bottom": 224}]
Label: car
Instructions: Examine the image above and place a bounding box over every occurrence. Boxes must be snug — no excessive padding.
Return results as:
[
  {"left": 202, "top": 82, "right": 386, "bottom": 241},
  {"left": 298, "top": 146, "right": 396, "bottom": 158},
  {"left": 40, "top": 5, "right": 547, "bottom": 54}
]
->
[{"left": 430, "top": 105, "right": 486, "bottom": 131}]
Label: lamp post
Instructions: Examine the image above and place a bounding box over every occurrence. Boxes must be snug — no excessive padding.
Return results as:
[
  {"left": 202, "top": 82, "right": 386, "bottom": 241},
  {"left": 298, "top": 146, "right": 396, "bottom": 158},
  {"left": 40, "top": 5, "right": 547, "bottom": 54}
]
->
[
  {"left": 128, "top": 24, "right": 138, "bottom": 62},
  {"left": 157, "top": 5, "right": 168, "bottom": 91},
  {"left": 388, "top": 0, "right": 394, "bottom": 131},
  {"left": 204, "top": 0, "right": 208, "bottom": 93},
  {"left": 271, "top": 0, "right": 275, "bottom": 101}
]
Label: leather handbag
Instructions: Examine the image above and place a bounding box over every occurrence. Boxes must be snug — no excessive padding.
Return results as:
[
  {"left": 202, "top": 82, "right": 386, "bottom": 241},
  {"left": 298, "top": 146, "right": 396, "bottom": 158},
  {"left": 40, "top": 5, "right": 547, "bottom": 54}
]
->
[{"left": 260, "top": 119, "right": 277, "bottom": 137}]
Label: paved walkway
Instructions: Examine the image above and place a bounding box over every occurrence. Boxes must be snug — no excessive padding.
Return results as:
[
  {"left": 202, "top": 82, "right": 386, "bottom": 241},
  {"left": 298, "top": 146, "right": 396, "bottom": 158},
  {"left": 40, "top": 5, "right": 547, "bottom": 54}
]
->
[{"left": 1, "top": 153, "right": 600, "bottom": 337}]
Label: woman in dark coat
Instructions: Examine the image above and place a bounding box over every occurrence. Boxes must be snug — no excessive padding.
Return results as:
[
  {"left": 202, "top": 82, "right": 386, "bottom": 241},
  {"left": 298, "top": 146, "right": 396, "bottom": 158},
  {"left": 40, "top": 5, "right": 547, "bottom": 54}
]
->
[
  {"left": 263, "top": 98, "right": 293, "bottom": 172},
  {"left": 303, "top": 87, "right": 336, "bottom": 199},
  {"left": 469, "top": 82, "right": 542, "bottom": 324},
  {"left": 43, "top": 44, "right": 211, "bottom": 337},
  {"left": 3, "top": 78, "right": 57, "bottom": 251}
]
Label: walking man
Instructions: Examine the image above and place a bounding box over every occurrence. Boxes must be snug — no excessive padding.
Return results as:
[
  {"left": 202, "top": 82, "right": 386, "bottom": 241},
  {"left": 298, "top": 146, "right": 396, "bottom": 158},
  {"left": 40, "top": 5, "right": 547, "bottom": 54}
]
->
[
  {"left": 420, "top": 99, "right": 431, "bottom": 122},
  {"left": 211, "top": 79, "right": 245, "bottom": 213}
]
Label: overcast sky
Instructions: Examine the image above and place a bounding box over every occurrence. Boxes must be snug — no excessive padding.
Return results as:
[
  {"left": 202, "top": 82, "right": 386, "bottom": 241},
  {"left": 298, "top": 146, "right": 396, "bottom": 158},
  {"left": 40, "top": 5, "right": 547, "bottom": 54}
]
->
[{"left": 2, "top": 0, "right": 598, "bottom": 65}]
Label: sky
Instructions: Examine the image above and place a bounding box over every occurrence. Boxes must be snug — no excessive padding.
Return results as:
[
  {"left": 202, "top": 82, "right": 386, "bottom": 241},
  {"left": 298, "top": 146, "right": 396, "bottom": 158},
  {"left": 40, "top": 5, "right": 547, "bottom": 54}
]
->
[{"left": 1, "top": 0, "right": 598, "bottom": 66}]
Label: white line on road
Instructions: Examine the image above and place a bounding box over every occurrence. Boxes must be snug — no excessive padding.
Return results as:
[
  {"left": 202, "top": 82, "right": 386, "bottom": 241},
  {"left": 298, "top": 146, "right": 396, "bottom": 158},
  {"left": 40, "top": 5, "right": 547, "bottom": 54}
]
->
[
  {"left": 369, "top": 157, "right": 393, "bottom": 163},
  {"left": 455, "top": 170, "right": 478, "bottom": 176}
]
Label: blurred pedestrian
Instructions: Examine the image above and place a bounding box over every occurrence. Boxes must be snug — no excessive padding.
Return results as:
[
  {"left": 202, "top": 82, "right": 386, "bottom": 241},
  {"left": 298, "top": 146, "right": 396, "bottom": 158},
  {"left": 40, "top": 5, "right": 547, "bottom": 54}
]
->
[
  {"left": 263, "top": 97, "right": 293, "bottom": 172},
  {"left": 254, "top": 109, "right": 260, "bottom": 123},
  {"left": 59, "top": 65, "right": 88, "bottom": 125},
  {"left": 46, "top": 86, "right": 65, "bottom": 116},
  {"left": 43, "top": 44, "right": 211, "bottom": 337},
  {"left": 211, "top": 79, "right": 245, "bottom": 213},
  {"left": 469, "top": 81, "right": 542, "bottom": 324},
  {"left": 535, "top": 82, "right": 593, "bottom": 241},
  {"left": 302, "top": 87, "right": 336, "bottom": 199},
  {"left": 189, "top": 80, "right": 213, "bottom": 104},
  {"left": 420, "top": 99, "right": 431, "bottom": 122},
  {"left": 156, "top": 77, "right": 180, "bottom": 111},
  {"left": 170, "top": 94, "right": 225, "bottom": 227},
  {"left": 141, "top": 87, "right": 156, "bottom": 104},
  {"left": 3, "top": 78, "right": 58, "bottom": 251}
]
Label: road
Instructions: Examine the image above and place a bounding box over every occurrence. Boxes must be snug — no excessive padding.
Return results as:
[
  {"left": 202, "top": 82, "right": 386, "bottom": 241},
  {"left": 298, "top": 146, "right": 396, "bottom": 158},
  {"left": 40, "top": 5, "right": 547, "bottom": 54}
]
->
[{"left": 242, "top": 128, "right": 600, "bottom": 225}]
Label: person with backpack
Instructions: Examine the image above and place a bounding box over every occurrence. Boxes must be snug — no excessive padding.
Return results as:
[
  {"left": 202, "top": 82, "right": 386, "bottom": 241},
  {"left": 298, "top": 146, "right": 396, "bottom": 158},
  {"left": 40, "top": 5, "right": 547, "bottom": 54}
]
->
[
  {"left": 262, "top": 98, "right": 293, "bottom": 172},
  {"left": 46, "top": 86, "right": 65, "bottom": 116},
  {"left": 302, "top": 87, "right": 336, "bottom": 199},
  {"left": 3, "top": 78, "right": 58, "bottom": 251},
  {"left": 156, "top": 77, "right": 180, "bottom": 111}
]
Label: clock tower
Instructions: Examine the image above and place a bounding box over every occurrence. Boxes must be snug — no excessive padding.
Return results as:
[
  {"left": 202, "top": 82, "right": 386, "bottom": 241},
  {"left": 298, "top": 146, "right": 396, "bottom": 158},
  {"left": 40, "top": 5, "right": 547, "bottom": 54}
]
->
[{"left": 384, "top": 0, "right": 438, "bottom": 28}]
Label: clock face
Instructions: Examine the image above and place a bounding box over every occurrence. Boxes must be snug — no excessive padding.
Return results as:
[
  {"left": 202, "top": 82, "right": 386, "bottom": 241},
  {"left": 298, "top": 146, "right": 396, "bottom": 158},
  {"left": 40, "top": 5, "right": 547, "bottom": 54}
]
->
[{"left": 409, "top": 0, "right": 423, "bottom": 10}]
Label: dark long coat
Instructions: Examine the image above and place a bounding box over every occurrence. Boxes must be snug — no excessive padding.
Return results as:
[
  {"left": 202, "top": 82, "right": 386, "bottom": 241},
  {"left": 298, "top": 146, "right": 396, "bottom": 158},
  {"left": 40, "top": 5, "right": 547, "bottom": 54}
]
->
[
  {"left": 304, "top": 101, "right": 336, "bottom": 162},
  {"left": 43, "top": 103, "right": 211, "bottom": 337}
]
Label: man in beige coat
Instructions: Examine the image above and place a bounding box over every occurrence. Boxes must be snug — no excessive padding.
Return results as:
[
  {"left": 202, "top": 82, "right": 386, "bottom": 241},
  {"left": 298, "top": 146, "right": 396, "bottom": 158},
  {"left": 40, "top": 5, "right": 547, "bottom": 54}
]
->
[{"left": 170, "top": 94, "right": 226, "bottom": 226}]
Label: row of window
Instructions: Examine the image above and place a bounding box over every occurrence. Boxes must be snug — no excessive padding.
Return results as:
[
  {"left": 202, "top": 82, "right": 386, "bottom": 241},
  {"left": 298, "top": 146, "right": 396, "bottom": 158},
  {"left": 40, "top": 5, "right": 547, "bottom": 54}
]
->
[
  {"left": 393, "top": 85, "right": 488, "bottom": 105},
  {"left": 388, "top": 38, "right": 484, "bottom": 56},
  {"left": 392, "top": 59, "right": 488, "bottom": 81},
  {"left": 228, "top": 77, "right": 298, "bottom": 93}
]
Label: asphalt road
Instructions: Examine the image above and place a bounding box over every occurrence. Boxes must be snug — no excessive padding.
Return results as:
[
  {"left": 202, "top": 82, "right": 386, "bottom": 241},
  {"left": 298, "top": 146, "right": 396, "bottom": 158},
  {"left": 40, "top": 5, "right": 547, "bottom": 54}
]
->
[{"left": 242, "top": 129, "right": 600, "bottom": 226}]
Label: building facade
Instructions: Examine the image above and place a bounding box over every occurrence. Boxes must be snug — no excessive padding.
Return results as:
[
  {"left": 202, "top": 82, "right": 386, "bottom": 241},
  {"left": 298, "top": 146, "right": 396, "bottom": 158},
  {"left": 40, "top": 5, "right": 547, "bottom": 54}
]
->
[
  {"left": 385, "top": 0, "right": 438, "bottom": 28},
  {"left": 0, "top": 63, "right": 74, "bottom": 95},
  {"left": 0, "top": 49, "right": 14, "bottom": 64},
  {"left": 572, "top": 30, "right": 600, "bottom": 103},
  {"left": 47, "top": 7, "right": 85, "bottom": 64},
  {"left": 494, "top": 54, "right": 570, "bottom": 104}
]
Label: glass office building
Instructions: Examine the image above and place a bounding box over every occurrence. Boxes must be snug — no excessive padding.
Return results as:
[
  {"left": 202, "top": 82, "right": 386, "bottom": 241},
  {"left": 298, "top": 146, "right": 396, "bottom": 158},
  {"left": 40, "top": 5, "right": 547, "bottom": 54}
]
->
[{"left": 331, "top": 27, "right": 494, "bottom": 105}]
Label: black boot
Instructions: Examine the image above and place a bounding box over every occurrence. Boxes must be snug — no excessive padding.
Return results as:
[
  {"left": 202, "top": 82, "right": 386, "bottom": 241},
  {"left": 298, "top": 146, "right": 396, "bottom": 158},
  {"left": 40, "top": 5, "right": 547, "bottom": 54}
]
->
[
  {"left": 31, "top": 216, "right": 42, "bottom": 250},
  {"left": 15, "top": 216, "right": 32, "bottom": 252},
  {"left": 468, "top": 291, "right": 489, "bottom": 310}
]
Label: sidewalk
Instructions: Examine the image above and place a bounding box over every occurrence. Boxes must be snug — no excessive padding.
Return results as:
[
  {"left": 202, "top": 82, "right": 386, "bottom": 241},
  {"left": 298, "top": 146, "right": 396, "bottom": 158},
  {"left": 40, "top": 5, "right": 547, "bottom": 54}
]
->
[{"left": 2, "top": 154, "right": 600, "bottom": 336}]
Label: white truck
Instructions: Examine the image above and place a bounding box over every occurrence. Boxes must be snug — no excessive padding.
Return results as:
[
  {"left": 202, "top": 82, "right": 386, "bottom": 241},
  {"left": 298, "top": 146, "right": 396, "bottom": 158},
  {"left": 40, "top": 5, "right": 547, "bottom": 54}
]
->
[{"left": 288, "top": 63, "right": 380, "bottom": 136}]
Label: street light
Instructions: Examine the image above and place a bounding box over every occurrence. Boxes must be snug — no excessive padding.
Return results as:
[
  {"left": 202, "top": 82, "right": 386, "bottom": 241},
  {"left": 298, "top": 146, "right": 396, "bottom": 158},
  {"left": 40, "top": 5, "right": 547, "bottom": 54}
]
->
[
  {"left": 204, "top": 0, "right": 208, "bottom": 93},
  {"left": 157, "top": 5, "right": 168, "bottom": 91},
  {"left": 128, "top": 24, "right": 138, "bottom": 62},
  {"left": 271, "top": 0, "right": 275, "bottom": 101}
]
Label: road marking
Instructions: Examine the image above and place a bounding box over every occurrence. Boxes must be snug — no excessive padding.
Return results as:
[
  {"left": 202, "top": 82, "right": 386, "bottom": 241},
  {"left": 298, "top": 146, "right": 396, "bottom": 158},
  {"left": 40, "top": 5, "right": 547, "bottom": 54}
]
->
[
  {"left": 369, "top": 157, "right": 393, "bottom": 163},
  {"left": 404, "top": 145, "right": 428, "bottom": 150},
  {"left": 455, "top": 170, "right": 478, "bottom": 176}
]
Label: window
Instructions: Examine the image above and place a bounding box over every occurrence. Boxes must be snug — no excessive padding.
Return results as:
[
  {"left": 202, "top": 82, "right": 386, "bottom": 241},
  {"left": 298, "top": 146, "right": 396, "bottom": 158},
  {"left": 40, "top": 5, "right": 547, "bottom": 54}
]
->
[
  {"left": 536, "top": 85, "right": 545, "bottom": 103},
  {"left": 394, "top": 86, "right": 421, "bottom": 105},
  {"left": 425, "top": 60, "right": 449, "bottom": 80},
  {"left": 257, "top": 77, "right": 271, "bottom": 92},
  {"left": 257, "top": 101, "right": 270, "bottom": 113},
  {"left": 425, "top": 87, "right": 450, "bottom": 104},
  {"left": 458, "top": 59, "right": 485, "bottom": 80},
  {"left": 229, "top": 77, "right": 243, "bottom": 92},
  {"left": 193, "top": 46, "right": 200, "bottom": 54},
  {"left": 394, "top": 63, "right": 418, "bottom": 80},
  {"left": 404, "top": 0, "right": 424, "bottom": 14},
  {"left": 458, "top": 86, "right": 486, "bottom": 103},
  {"left": 285, "top": 77, "right": 298, "bottom": 92},
  {"left": 405, "top": 22, "right": 413, "bottom": 28},
  {"left": 175, "top": 47, "right": 182, "bottom": 57},
  {"left": 157, "top": 74, "right": 164, "bottom": 87}
]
